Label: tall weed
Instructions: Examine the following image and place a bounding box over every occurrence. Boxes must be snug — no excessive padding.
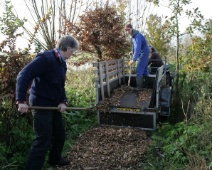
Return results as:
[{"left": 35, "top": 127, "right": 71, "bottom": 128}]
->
[{"left": 65, "top": 66, "right": 96, "bottom": 107}]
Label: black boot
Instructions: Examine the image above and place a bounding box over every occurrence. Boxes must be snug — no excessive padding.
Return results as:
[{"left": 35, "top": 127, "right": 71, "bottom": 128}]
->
[
  {"left": 136, "top": 76, "right": 143, "bottom": 91},
  {"left": 48, "top": 157, "right": 70, "bottom": 167}
]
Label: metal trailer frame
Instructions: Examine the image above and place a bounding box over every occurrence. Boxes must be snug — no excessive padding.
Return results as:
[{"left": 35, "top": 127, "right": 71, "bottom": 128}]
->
[{"left": 93, "top": 58, "right": 169, "bottom": 130}]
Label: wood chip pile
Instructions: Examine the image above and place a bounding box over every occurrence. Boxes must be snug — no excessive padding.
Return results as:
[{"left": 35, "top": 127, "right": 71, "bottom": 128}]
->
[{"left": 55, "top": 126, "right": 151, "bottom": 170}]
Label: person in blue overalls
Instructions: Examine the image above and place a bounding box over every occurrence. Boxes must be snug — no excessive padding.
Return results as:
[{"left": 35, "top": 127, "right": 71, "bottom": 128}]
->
[
  {"left": 125, "top": 23, "right": 149, "bottom": 90},
  {"left": 16, "top": 35, "right": 79, "bottom": 170}
]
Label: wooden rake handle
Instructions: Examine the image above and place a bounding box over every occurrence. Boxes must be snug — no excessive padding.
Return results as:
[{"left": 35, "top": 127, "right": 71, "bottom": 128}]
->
[
  {"left": 128, "top": 54, "right": 132, "bottom": 86},
  {"left": 128, "top": 64, "right": 132, "bottom": 86},
  {"left": 28, "top": 106, "right": 95, "bottom": 111}
]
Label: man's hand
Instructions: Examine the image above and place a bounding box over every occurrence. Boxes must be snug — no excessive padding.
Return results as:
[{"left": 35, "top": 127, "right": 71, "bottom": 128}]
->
[
  {"left": 58, "top": 103, "right": 67, "bottom": 112},
  {"left": 18, "top": 103, "right": 29, "bottom": 113},
  {"left": 128, "top": 60, "right": 134, "bottom": 65}
]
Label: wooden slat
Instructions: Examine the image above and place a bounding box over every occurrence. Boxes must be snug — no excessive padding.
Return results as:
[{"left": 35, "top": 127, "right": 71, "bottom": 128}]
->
[
  {"left": 107, "top": 70, "right": 118, "bottom": 78},
  {"left": 105, "top": 62, "right": 111, "bottom": 97},
  {"left": 107, "top": 65, "right": 117, "bottom": 71},
  {"left": 99, "top": 62, "right": 104, "bottom": 100},
  {"left": 117, "top": 59, "right": 121, "bottom": 85},
  {"left": 106, "top": 59, "right": 117, "bottom": 65},
  {"left": 93, "top": 58, "right": 125, "bottom": 101},
  {"left": 122, "top": 57, "right": 125, "bottom": 84}
]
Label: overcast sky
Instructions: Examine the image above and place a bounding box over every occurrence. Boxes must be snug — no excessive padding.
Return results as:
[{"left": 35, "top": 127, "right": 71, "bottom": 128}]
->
[
  {"left": 8, "top": 0, "right": 212, "bottom": 22},
  {"left": 152, "top": 0, "right": 212, "bottom": 31},
  {"left": 0, "top": 0, "right": 211, "bottom": 49}
]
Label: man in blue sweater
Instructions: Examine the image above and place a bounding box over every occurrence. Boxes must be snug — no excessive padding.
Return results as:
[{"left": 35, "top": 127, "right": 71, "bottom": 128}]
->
[
  {"left": 125, "top": 24, "right": 149, "bottom": 90},
  {"left": 16, "top": 35, "right": 79, "bottom": 169}
]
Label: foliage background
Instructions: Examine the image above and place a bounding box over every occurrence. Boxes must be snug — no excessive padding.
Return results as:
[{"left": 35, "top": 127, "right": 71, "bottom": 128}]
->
[{"left": 0, "top": 0, "right": 211, "bottom": 169}]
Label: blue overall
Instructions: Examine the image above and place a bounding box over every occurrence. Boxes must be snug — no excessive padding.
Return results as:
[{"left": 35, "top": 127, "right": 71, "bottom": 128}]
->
[
  {"left": 131, "top": 30, "right": 149, "bottom": 77},
  {"left": 16, "top": 50, "right": 67, "bottom": 170}
]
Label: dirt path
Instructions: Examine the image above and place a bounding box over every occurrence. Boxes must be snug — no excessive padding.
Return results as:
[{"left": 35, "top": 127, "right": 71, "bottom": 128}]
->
[{"left": 53, "top": 125, "right": 151, "bottom": 170}]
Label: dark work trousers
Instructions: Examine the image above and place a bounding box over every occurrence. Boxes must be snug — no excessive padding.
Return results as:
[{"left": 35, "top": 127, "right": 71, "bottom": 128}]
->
[
  {"left": 25, "top": 109, "right": 65, "bottom": 170},
  {"left": 136, "top": 51, "right": 149, "bottom": 77}
]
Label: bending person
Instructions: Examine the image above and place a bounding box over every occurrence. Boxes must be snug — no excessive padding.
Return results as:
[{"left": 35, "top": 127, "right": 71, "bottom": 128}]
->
[
  {"left": 16, "top": 35, "right": 79, "bottom": 170},
  {"left": 148, "top": 46, "right": 164, "bottom": 74}
]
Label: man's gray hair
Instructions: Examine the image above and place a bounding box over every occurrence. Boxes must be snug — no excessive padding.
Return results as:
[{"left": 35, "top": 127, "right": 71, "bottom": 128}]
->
[{"left": 56, "top": 35, "right": 79, "bottom": 52}]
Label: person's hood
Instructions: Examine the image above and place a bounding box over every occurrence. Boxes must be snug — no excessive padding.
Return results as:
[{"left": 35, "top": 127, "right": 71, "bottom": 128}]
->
[{"left": 131, "top": 29, "right": 139, "bottom": 38}]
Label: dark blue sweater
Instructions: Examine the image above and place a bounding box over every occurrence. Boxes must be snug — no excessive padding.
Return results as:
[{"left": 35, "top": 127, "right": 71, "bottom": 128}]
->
[{"left": 16, "top": 50, "right": 67, "bottom": 107}]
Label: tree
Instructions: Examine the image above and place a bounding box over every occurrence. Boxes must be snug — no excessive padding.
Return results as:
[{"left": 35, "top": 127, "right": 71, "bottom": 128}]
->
[
  {"left": 124, "top": 0, "right": 153, "bottom": 32},
  {"left": 149, "top": 0, "right": 204, "bottom": 119},
  {"left": 145, "top": 14, "right": 171, "bottom": 57},
  {"left": 0, "top": 0, "right": 29, "bottom": 99},
  {"left": 0, "top": 1, "right": 26, "bottom": 52},
  {"left": 0, "top": 1, "right": 33, "bottom": 169},
  {"left": 21, "top": 0, "right": 94, "bottom": 51},
  {"left": 184, "top": 19, "right": 212, "bottom": 72},
  {"left": 79, "top": 1, "right": 130, "bottom": 60}
]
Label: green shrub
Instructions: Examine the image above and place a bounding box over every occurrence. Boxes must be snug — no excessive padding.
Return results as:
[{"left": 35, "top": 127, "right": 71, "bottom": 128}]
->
[
  {"left": 141, "top": 68, "right": 212, "bottom": 170},
  {"left": 63, "top": 66, "right": 97, "bottom": 145},
  {"left": 65, "top": 67, "right": 96, "bottom": 107},
  {"left": 0, "top": 100, "right": 33, "bottom": 169}
]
